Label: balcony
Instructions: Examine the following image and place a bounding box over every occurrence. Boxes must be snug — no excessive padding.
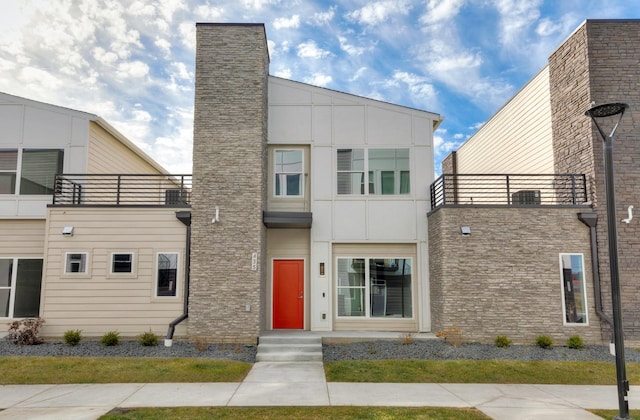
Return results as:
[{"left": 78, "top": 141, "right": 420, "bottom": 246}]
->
[
  {"left": 52, "top": 174, "right": 192, "bottom": 207},
  {"left": 430, "top": 174, "right": 589, "bottom": 209}
]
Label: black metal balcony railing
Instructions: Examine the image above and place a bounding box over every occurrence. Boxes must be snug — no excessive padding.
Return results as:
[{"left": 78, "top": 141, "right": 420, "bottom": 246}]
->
[
  {"left": 430, "top": 174, "right": 588, "bottom": 209},
  {"left": 53, "top": 174, "right": 192, "bottom": 206}
]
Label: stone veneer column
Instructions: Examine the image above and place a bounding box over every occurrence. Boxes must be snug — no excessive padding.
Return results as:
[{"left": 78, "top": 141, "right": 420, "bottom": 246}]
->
[
  {"left": 549, "top": 20, "right": 640, "bottom": 339},
  {"left": 190, "top": 23, "right": 269, "bottom": 343}
]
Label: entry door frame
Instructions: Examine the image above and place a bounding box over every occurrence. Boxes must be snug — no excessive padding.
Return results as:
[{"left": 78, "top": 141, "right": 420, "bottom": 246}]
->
[{"left": 272, "top": 258, "right": 305, "bottom": 329}]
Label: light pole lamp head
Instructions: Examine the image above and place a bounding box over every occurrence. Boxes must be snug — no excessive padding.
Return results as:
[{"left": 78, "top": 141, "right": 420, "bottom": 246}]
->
[{"left": 585, "top": 102, "right": 629, "bottom": 140}]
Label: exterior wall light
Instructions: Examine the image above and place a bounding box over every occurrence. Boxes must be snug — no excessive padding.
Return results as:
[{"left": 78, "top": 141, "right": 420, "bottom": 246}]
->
[
  {"left": 62, "top": 226, "right": 74, "bottom": 237},
  {"left": 460, "top": 226, "right": 471, "bottom": 235}
]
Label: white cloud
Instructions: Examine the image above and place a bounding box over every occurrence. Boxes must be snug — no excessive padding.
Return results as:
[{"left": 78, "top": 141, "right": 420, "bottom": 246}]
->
[
  {"left": 116, "top": 61, "right": 150, "bottom": 79},
  {"left": 128, "top": 1, "right": 156, "bottom": 16},
  {"left": 274, "top": 68, "right": 292, "bottom": 78},
  {"left": 310, "top": 7, "right": 336, "bottom": 26},
  {"left": 154, "top": 37, "right": 172, "bottom": 57},
  {"left": 469, "top": 122, "right": 485, "bottom": 130},
  {"left": 241, "top": 0, "right": 278, "bottom": 10},
  {"left": 297, "top": 41, "right": 330, "bottom": 59},
  {"left": 347, "top": 0, "right": 413, "bottom": 26},
  {"left": 93, "top": 47, "right": 119, "bottom": 66},
  {"left": 305, "top": 73, "right": 332, "bottom": 87},
  {"left": 420, "top": 0, "right": 464, "bottom": 25},
  {"left": 194, "top": 4, "right": 224, "bottom": 19},
  {"left": 338, "top": 36, "right": 366, "bottom": 56},
  {"left": 494, "top": 0, "right": 542, "bottom": 47},
  {"left": 273, "top": 15, "right": 300, "bottom": 30},
  {"left": 179, "top": 22, "right": 196, "bottom": 50}
]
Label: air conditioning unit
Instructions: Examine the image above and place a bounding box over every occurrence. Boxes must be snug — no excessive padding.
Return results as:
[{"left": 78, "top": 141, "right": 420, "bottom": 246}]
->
[
  {"left": 165, "top": 189, "right": 189, "bottom": 205},
  {"left": 512, "top": 190, "right": 541, "bottom": 205}
]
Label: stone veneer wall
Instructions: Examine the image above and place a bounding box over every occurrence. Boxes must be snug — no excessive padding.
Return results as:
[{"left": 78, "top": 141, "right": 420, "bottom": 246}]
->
[
  {"left": 190, "top": 24, "right": 269, "bottom": 343},
  {"left": 549, "top": 20, "right": 640, "bottom": 339},
  {"left": 428, "top": 206, "right": 604, "bottom": 344}
]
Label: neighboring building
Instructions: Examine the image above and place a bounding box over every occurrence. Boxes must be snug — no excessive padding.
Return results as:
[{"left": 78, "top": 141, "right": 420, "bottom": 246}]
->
[
  {"left": 432, "top": 19, "right": 640, "bottom": 343},
  {"left": 0, "top": 92, "right": 190, "bottom": 337}
]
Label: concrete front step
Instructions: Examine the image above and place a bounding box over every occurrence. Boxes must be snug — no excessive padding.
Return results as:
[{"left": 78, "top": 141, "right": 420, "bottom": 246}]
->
[{"left": 257, "top": 335, "right": 323, "bottom": 362}]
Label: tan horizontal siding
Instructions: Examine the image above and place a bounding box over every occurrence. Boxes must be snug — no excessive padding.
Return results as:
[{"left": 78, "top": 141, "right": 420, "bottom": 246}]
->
[
  {"left": 334, "top": 318, "right": 417, "bottom": 332},
  {"left": 456, "top": 67, "right": 554, "bottom": 174},
  {"left": 87, "top": 122, "right": 164, "bottom": 175},
  {"left": 0, "top": 220, "right": 45, "bottom": 257},
  {"left": 41, "top": 207, "right": 187, "bottom": 337}
]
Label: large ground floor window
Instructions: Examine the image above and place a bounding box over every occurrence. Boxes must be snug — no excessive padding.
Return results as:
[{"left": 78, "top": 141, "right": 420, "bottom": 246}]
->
[
  {"left": 0, "top": 258, "right": 43, "bottom": 318},
  {"left": 337, "top": 257, "right": 412, "bottom": 318}
]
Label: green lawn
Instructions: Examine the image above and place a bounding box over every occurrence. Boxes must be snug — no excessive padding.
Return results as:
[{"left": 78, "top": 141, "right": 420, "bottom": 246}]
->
[{"left": 101, "top": 406, "right": 491, "bottom": 420}]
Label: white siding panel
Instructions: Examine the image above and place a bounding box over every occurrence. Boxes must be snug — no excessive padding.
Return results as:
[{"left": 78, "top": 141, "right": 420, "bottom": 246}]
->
[
  {"left": 312, "top": 106, "right": 332, "bottom": 145},
  {"left": 311, "top": 201, "right": 332, "bottom": 242},
  {"left": 413, "top": 116, "right": 432, "bottom": 146},
  {"left": 0, "top": 105, "right": 23, "bottom": 144},
  {"left": 23, "top": 106, "right": 71, "bottom": 146},
  {"left": 456, "top": 67, "right": 554, "bottom": 174},
  {"left": 367, "top": 106, "right": 412, "bottom": 145},
  {"left": 368, "top": 201, "right": 416, "bottom": 240},
  {"left": 269, "top": 106, "right": 312, "bottom": 143},
  {"left": 333, "top": 200, "right": 367, "bottom": 240},
  {"left": 312, "top": 147, "right": 332, "bottom": 200},
  {"left": 334, "top": 106, "right": 365, "bottom": 145}
]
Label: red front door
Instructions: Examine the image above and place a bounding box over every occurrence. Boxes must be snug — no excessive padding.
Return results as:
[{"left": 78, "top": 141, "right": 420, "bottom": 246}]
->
[{"left": 273, "top": 260, "right": 304, "bottom": 329}]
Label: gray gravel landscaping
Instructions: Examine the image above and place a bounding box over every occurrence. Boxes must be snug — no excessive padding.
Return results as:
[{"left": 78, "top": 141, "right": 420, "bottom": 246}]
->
[{"left": 3, "top": 337, "right": 640, "bottom": 363}]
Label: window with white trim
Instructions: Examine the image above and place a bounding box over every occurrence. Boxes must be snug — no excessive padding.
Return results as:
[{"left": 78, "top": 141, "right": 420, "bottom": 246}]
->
[
  {"left": 337, "top": 148, "right": 410, "bottom": 195},
  {"left": 336, "top": 257, "right": 412, "bottom": 318},
  {"left": 0, "top": 258, "right": 43, "bottom": 318},
  {"left": 560, "top": 253, "right": 588, "bottom": 325},
  {"left": 65, "top": 253, "right": 88, "bottom": 274},
  {"left": 274, "top": 149, "right": 303, "bottom": 197},
  {"left": 111, "top": 253, "right": 133, "bottom": 274},
  {"left": 156, "top": 253, "right": 178, "bottom": 297}
]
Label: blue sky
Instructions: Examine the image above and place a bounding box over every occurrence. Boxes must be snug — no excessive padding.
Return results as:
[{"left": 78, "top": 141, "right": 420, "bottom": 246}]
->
[{"left": 0, "top": 1, "right": 638, "bottom": 174}]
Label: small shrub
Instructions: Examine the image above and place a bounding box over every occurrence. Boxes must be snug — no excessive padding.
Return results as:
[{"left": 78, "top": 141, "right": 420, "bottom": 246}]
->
[
  {"left": 436, "top": 326, "right": 463, "bottom": 348},
  {"left": 398, "top": 332, "right": 415, "bottom": 345},
  {"left": 567, "top": 335, "right": 584, "bottom": 349},
  {"left": 138, "top": 330, "right": 159, "bottom": 347},
  {"left": 495, "top": 335, "right": 512, "bottom": 348},
  {"left": 535, "top": 335, "right": 553, "bottom": 349},
  {"left": 63, "top": 329, "right": 82, "bottom": 346},
  {"left": 101, "top": 330, "right": 120, "bottom": 347},
  {"left": 6, "top": 317, "right": 45, "bottom": 345}
]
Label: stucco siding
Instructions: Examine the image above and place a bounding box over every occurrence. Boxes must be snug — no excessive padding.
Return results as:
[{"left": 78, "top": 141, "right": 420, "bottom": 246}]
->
[
  {"left": 41, "top": 207, "right": 187, "bottom": 337},
  {"left": 455, "top": 67, "right": 554, "bottom": 174}
]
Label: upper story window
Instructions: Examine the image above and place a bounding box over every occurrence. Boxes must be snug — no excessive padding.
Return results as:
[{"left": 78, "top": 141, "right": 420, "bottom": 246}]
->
[
  {"left": 0, "top": 149, "right": 18, "bottom": 194},
  {"left": 337, "top": 148, "right": 410, "bottom": 195},
  {"left": 274, "top": 149, "right": 303, "bottom": 197},
  {"left": 65, "top": 253, "right": 88, "bottom": 274},
  {"left": 0, "top": 148, "right": 64, "bottom": 195}
]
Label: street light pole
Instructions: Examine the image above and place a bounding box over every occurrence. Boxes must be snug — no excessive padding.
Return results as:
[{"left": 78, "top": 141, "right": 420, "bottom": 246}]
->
[{"left": 585, "top": 102, "right": 630, "bottom": 420}]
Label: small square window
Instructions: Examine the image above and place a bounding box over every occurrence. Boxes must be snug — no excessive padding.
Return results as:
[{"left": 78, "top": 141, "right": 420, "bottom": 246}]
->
[
  {"left": 111, "top": 253, "right": 133, "bottom": 274},
  {"left": 65, "top": 253, "right": 87, "bottom": 274}
]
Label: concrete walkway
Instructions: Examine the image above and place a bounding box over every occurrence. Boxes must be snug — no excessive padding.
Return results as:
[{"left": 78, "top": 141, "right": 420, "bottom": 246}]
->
[{"left": 0, "top": 362, "right": 637, "bottom": 419}]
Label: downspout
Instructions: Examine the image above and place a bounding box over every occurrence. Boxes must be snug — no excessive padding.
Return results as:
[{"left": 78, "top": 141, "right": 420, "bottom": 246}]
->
[
  {"left": 165, "top": 211, "right": 191, "bottom": 347},
  {"left": 577, "top": 212, "right": 614, "bottom": 330}
]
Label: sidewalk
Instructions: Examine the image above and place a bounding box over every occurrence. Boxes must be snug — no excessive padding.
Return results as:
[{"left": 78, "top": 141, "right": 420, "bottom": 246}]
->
[{"left": 0, "top": 362, "right": 637, "bottom": 419}]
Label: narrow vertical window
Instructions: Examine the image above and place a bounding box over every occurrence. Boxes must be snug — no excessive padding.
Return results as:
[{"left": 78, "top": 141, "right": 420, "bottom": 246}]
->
[
  {"left": 0, "top": 149, "right": 18, "bottom": 194},
  {"left": 65, "top": 253, "right": 88, "bottom": 274},
  {"left": 0, "top": 259, "right": 12, "bottom": 317},
  {"left": 337, "top": 149, "right": 365, "bottom": 195},
  {"left": 274, "top": 149, "right": 303, "bottom": 197},
  {"left": 560, "top": 254, "right": 588, "bottom": 325},
  {"left": 157, "top": 253, "right": 178, "bottom": 297}
]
